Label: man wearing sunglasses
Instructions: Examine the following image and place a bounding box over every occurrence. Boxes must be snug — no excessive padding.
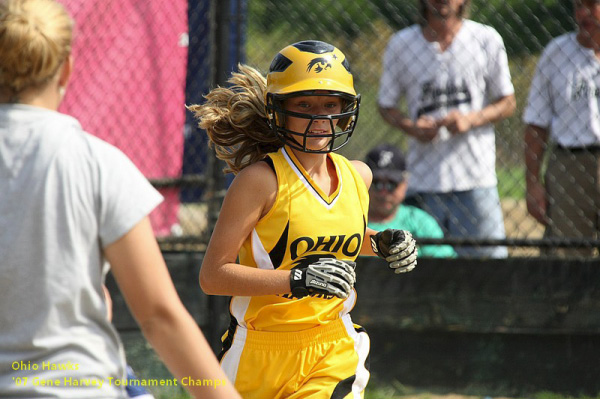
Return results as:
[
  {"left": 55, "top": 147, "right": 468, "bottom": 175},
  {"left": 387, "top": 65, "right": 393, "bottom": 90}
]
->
[{"left": 365, "top": 144, "right": 456, "bottom": 258}]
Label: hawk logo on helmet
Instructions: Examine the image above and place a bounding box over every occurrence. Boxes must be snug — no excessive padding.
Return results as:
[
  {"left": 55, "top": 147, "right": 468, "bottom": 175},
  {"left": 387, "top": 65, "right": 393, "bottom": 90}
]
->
[{"left": 307, "top": 57, "right": 332, "bottom": 73}]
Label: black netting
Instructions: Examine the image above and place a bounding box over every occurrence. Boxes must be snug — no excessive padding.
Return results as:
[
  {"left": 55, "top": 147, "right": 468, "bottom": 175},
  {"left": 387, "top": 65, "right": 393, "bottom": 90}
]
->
[{"left": 57, "top": 0, "right": 597, "bottom": 257}]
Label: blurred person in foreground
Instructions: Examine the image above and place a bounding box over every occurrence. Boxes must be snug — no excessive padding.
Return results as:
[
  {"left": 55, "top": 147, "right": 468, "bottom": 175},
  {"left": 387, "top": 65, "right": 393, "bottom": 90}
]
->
[
  {"left": 378, "top": 0, "right": 516, "bottom": 258},
  {"left": 188, "top": 40, "right": 418, "bottom": 398},
  {"left": 0, "top": 1, "right": 241, "bottom": 398},
  {"left": 103, "top": 286, "right": 155, "bottom": 399},
  {"left": 523, "top": 0, "right": 600, "bottom": 257},
  {"left": 366, "top": 144, "right": 457, "bottom": 258}
]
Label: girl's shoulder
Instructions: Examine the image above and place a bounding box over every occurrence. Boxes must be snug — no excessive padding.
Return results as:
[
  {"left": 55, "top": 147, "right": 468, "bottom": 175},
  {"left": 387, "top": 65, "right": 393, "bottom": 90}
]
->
[
  {"left": 349, "top": 159, "right": 372, "bottom": 185},
  {"left": 228, "top": 159, "right": 279, "bottom": 219},
  {"left": 236, "top": 158, "right": 277, "bottom": 180},
  {"left": 231, "top": 158, "right": 278, "bottom": 195}
]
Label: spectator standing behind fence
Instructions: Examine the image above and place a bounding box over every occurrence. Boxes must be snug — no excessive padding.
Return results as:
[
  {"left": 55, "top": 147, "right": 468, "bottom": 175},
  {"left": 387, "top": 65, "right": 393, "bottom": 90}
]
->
[
  {"left": 0, "top": 1, "right": 241, "bottom": 398},
  {"left": 523, "top": 0, "right": 600, "bottom": 257},
  {"left": 365, "top": 144, "right": 457, "bottom": 258},
  {"left": 377, "top": 0, "right": 516, "bottom": 258},
  {"left": 188, "top": 40, "right": 418, "bottom": 398}
]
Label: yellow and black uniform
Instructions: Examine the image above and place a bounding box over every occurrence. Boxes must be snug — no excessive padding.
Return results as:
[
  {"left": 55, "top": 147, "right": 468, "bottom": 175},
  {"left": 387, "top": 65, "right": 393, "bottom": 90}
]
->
[{"left": 220, "top": 146, "right": 371, "bottom": 399}]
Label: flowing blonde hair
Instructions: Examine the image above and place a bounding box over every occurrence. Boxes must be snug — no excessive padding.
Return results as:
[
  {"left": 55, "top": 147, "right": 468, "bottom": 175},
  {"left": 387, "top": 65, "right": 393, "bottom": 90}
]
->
[
  {"left": 0, "top": 0, "right": 73, "bottom": 100},
  {"left": 188, "top": 64, "right": 282, "bottom": 175}
]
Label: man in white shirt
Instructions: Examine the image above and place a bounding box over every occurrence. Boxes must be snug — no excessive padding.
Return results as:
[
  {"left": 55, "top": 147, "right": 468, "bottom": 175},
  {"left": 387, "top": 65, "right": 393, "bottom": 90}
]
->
[
  {"left": 523, "top": 0, "right": 600, "bottom": 257},
  {"left": 378, "top": 0, "right": 516, "bottom": 258}
]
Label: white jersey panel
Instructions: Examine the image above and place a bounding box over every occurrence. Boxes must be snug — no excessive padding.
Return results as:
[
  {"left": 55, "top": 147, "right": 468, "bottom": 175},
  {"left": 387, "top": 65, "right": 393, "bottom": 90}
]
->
[
  {"left": 378, "top": 21, "right": 514, "bottom": 192},
  {"left": 523, "top": 33, "right": 600, "bottom": 148}
]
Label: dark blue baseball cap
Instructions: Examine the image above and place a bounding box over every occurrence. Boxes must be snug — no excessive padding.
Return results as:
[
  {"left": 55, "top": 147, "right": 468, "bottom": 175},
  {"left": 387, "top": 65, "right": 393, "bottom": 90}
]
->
[{"left": 365, "top": 144, "right": 407, "bottom": 182}]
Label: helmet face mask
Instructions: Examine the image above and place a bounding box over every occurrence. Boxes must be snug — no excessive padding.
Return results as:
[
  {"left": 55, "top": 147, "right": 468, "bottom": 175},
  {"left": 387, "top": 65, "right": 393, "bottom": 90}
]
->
[
  {"left": 266, "top": 90, "right": 360, "bottom": 153},
  {"left": 265, "top": 41, "right": 360, "bottom": 153}
]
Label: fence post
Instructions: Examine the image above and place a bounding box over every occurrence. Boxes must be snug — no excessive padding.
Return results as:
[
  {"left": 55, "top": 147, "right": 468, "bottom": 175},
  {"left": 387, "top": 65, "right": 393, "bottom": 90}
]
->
[{"left": 204, "top": 0, "right": 249, "bottom": 352}]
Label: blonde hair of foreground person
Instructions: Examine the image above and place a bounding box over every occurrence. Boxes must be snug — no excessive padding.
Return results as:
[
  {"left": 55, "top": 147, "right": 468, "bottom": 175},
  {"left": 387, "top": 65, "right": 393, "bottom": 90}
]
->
[{"left": 0, "top": 0, "right": 240, "bottom": 398}]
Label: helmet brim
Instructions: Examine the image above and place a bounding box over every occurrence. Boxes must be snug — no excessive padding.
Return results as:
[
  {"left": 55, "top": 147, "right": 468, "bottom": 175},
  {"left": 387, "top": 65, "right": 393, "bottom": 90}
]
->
[{"left": 269, "top": 78, "right": 356, "bottom": 97}]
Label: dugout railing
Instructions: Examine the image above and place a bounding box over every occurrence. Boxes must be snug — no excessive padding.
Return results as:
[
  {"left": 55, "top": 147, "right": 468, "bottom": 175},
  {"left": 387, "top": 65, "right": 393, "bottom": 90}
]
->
[{"left": 106, "top": 254, "right": 600, "bottom": 396}]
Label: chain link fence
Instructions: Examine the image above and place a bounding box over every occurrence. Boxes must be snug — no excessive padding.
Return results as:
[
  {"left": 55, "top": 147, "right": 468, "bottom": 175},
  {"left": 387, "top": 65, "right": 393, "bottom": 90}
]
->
[
  {"left": 56, "top": 0, "right": 599, "bottom": 258},
  {"left": 106, "top": 254, "right": 600, "bottom": 398},
  {"left": 50, "top": 2, "right": 600, "bottom": 397}
]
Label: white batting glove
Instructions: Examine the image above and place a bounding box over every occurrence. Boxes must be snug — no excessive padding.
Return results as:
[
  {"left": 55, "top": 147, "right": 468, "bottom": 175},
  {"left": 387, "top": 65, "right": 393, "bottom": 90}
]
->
[
  {"left": 289, "top": 258, "right": 356, "bottom": 299},
  {"left": 370, "top": 229, "right": 417, "bottom": 274}
]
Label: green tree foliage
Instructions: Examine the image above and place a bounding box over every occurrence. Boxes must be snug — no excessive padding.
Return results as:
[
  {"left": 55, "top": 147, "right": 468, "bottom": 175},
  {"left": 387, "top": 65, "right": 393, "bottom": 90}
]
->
[
  {"left": 249, "top": 0, "right": 576, "bottom": 55},
  {"left": 248, "top": 0, "right": 413, "bottom": 39},
  {"left": 472, "top": 0, "right": 575, "bottom": 54}
]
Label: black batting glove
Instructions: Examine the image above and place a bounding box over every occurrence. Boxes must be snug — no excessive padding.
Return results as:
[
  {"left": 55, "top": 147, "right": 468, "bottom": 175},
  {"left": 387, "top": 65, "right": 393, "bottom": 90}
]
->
[
  {"left": 370, "top": 229, "right": 417, "bottom": 274},
  {"left": 289, "top": 258, "right": 356, "bottom": 299}
]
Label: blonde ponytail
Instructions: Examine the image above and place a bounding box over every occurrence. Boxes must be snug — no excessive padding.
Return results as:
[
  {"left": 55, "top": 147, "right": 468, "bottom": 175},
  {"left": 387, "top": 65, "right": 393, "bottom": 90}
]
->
[
  {"left": 188, "top": 64, "right": 282, "bottom": 175},
  {"left": 0, "top": 0, "right": 73, "bottom": 100}
]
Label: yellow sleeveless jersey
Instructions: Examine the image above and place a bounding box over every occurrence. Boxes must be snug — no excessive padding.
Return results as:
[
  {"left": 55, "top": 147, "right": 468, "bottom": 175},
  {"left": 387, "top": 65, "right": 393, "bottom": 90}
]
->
[{"left": 232, "top": 146, "right": 369, "bottom": 332}]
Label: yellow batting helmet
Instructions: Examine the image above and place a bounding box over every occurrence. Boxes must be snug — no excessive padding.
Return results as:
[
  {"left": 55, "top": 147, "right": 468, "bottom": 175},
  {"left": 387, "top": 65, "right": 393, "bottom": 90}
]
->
[{"left": 265, "top": 40, "right": 360, "bottom": 153}]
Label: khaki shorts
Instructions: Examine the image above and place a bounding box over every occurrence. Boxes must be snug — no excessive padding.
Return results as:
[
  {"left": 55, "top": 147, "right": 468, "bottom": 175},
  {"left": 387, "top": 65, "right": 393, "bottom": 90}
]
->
[
  {"left": 219, "top": 315, "right": 370, "bottom": 399},
  {"left": 545, "top": 146, "right": 600, "bottom": 256}
]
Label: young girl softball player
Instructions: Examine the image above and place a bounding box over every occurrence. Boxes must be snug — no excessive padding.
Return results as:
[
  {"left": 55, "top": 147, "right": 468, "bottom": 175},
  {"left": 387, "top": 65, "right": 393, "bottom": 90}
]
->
[{"left": 190, "top": 40, "right": 418, "bottom": 398}]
